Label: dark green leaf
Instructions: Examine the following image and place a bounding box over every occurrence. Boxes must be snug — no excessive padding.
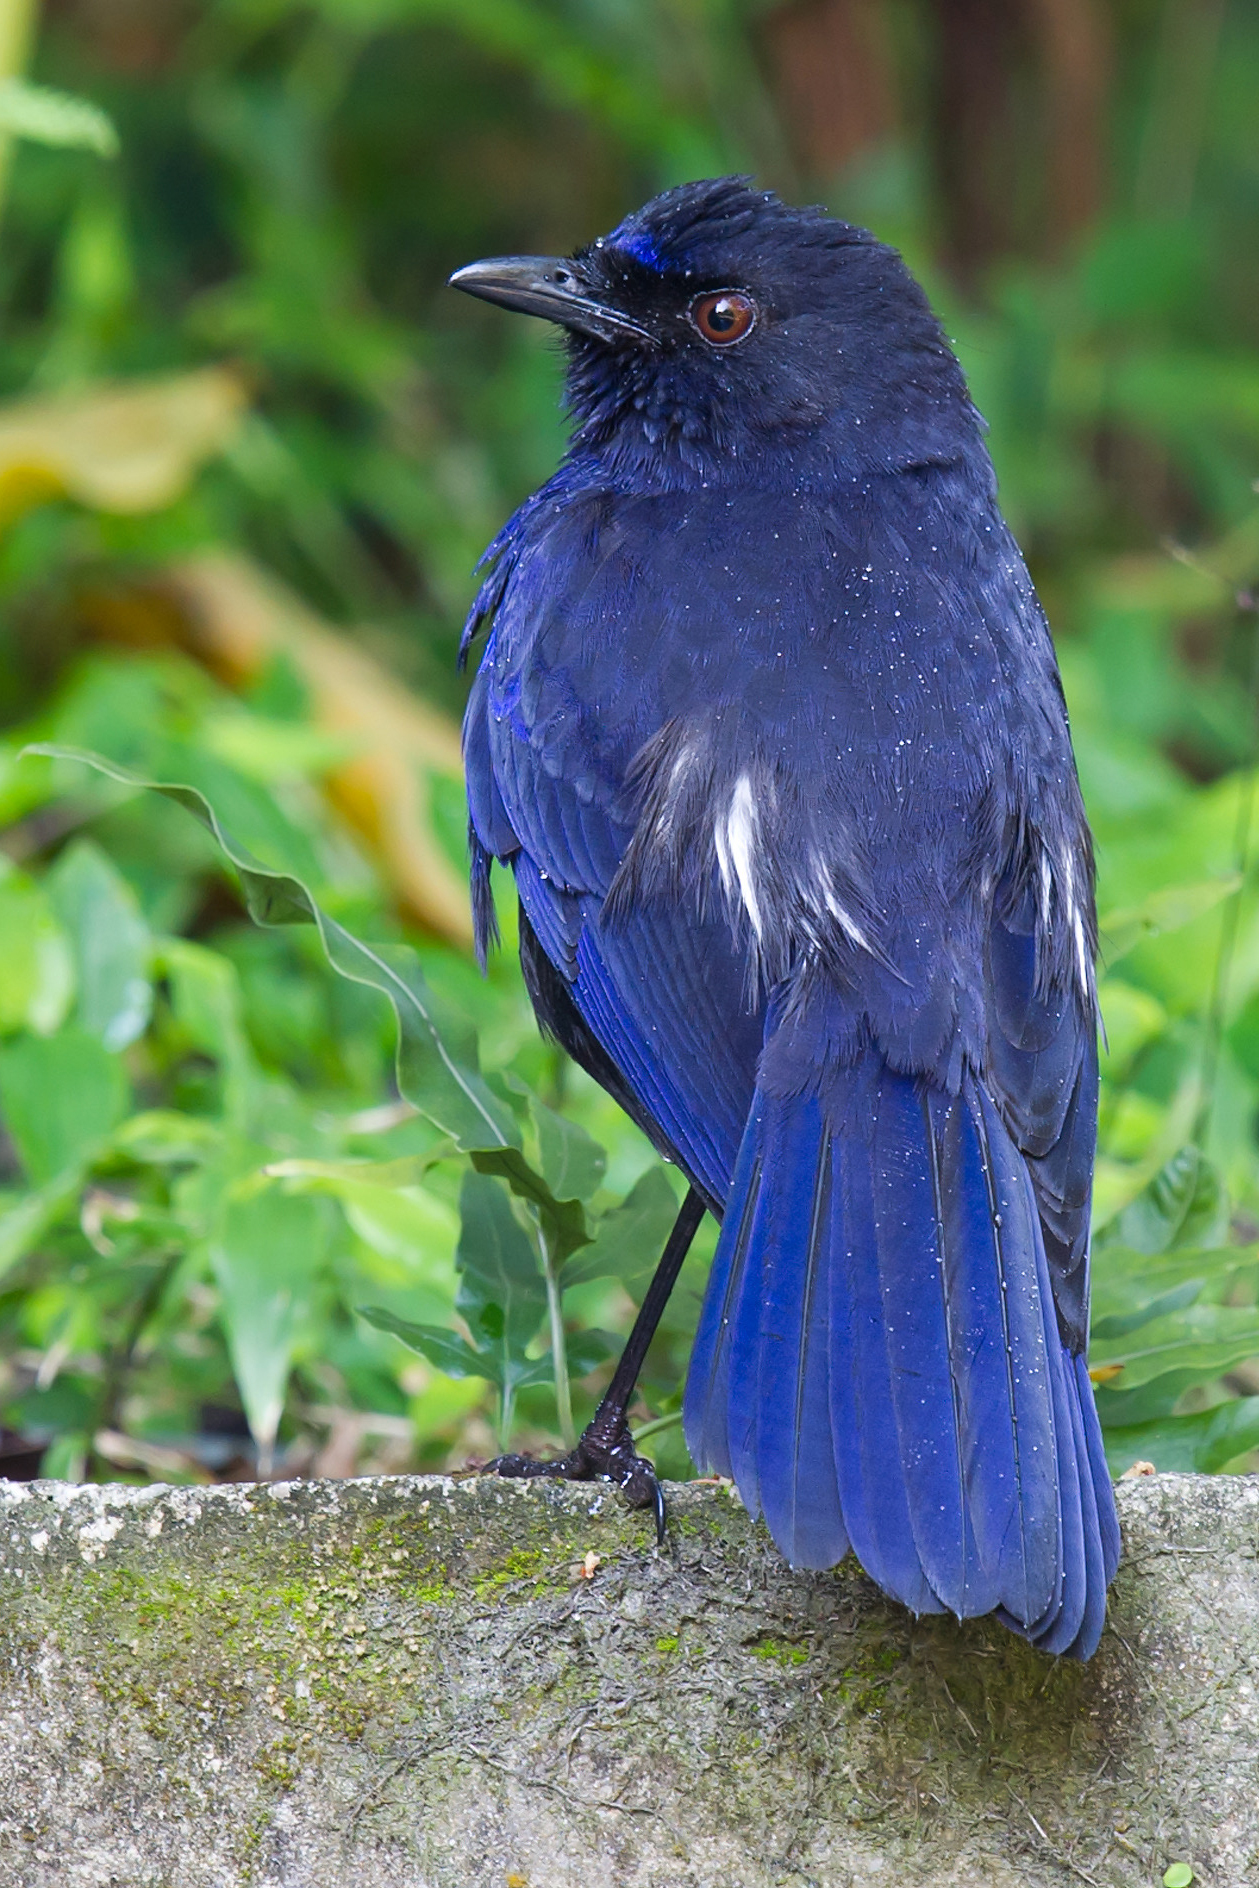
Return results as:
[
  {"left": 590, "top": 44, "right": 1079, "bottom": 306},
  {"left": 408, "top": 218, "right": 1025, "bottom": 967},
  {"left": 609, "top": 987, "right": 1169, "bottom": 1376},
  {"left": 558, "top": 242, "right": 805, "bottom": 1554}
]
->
[
  {"left": 533, "top": 1100, "right": 606, "bottom": 1203},
  {"left": 455, "top": 1169, "right": 546, "bottom": 1363},
  {"left": 1105, "top": 1147, "right": 1227, "bottom": 1255},
  {"left": 565, "top": 1327, "right": 620, "bottom": 1377},
  {"left": 560, "top": 1166, "right": 679, "bottom": 1291},
  {"left": 470, "top": 1145, "right": 591, "bottom": 1266},
  {"left": 357, "top": 1306, "right": 502, "bottom": 1385}
]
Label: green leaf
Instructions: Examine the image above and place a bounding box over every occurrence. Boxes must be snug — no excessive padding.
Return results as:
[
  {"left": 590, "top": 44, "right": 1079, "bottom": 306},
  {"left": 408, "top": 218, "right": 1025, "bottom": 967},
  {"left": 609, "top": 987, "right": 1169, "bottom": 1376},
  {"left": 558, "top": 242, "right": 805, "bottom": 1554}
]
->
[
  {"left": 25, "top": 746, "right": 519, "bottom": 1156},
  {"left": 1195, "top": 1395, "right": 1259, "bottom": 1471},
  {"left": 46, "top": 839, "right": 152, "bottom": 1051},
  {"left": 0, "top": 1026, "right": 129, "bottom": 1186},
  {"left": 455, "top": 1169, "right": 546, "bottom": 1369},
  {"left": 1097, "top": 875, "right": 1239, "bottom": 966},
  {"left": 470, "top": 1145, "right": 592, "bottom": 1266},
  {"left": 1105, "top": 1147, "right": 1227, "bottom": 1255},
  {"left": 560, "top": 1166, "right": 679, "bottom": 1291},
  {"left": 0, "top": 78, "right": 118, "bottom": 157},
  {"left": 0, "top": 870, "right": 74, "bottom": 1037},
  {"left": 0, "top": 1175, "right": 83, "bottom": 1283},
  {"left": 532, "top": 1101, "right": 606, "bottom": 1203},
  {"left": 1088, "top": 1302, "right": 1259, "bottom": 1391},
  {"left": 161, "top": 937, "right": 254, "bottom": 1125},
  {"left": 356, "top": 1306, "right": 499, "bottom": 1384},
  {"left": 274, "top": 1165, "right": 459, "bottom": 1266},
  {"left": 564, "top": 1327, "right": 620, "bottom": 1377},
  {"left": 111, "top": 1110, "right": 223, "bottom": 1165},
  {"left": 1089, "top": 1244, "right": 1259, "bottom": 1339},
  {"left": 210, "top": 1185, "right": 333, "bottom": 1459}
]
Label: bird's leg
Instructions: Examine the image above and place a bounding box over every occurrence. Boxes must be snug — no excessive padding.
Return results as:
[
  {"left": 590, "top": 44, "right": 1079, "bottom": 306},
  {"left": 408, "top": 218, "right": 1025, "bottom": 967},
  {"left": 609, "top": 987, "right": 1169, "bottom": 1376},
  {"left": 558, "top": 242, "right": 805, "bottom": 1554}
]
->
[{"left": 488, "top": 1186, "right": 707, "bottom": 1540}]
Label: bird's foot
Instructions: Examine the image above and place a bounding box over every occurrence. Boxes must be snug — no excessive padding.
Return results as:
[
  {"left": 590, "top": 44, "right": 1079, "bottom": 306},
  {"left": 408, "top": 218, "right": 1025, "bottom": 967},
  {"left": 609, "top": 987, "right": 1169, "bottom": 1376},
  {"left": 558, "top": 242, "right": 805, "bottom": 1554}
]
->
[{"left": 487, "top": 1411, "right": 666, "bottom": 1542}]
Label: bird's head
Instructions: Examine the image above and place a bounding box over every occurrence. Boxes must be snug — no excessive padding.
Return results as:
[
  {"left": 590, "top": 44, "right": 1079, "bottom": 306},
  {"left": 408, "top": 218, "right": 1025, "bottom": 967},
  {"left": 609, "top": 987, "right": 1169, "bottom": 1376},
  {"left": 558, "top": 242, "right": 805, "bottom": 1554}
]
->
[{"left": 450, "top": 177, "right": 983, "bottom": 487}]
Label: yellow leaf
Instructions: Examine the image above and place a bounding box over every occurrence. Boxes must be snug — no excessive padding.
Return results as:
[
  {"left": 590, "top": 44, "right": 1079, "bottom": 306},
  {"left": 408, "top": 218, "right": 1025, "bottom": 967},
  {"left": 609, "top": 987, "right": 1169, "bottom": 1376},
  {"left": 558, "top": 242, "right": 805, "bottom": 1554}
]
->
[
  {"left": 160, "top": 552, "right": 471, "bottom": 944},
  {"left": 0, "top": 366, "right": 247, "bottom": 528}
]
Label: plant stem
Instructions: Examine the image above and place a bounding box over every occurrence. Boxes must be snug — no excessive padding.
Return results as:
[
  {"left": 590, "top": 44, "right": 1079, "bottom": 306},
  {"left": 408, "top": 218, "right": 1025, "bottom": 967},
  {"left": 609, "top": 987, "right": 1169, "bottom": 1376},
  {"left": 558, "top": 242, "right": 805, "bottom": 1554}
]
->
[
  {"left": 630, "top": 1409, "right": 682, "bottom": 1446},
  {"left": 496, "top": 1379, "right": 515, "bottom": 1455},
  {"left": 540, "top": 1225, "right": 575, "bottom": 1450}
]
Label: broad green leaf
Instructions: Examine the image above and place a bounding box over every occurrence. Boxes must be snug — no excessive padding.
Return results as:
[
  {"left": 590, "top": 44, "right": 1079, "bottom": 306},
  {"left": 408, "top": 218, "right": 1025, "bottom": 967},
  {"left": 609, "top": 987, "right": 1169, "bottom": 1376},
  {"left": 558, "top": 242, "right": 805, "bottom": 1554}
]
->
[
  {"left": 1097, "top": 875, "right": 1240, "bottom": 966},
  {"left": 1090, "top": 1244, "right": 1259, "bottom": 1338},
  {"left": 470, "top": 1145, "right": 591, "bottom": 1265},
  {"left": 560, "top": 1166, "right": 679, "bottom": 1291},
  {"left": 1105, "top": 1146, "right": 1226, "bottom": 1255},
  {"left": 533, "top": 1100, "right": 606, "bottom": 1203},
  {"left": 24, "top": 746, "right": 519, "bottom": 1155},
  {"left": 1088, "top": 1302, "right": 1259, "bottom": 1390},
  {"left": 1102, "top": 1397, "right": 1259, "bottom": 1477},
  {"left": 0, "top": 1026, "right": 129, "bottom": 1186},
  {"left": 1195, "top": 1395, "right": 1259, "bottom": 1472},
  {"left": 47, "top": 839, "right": 152, "bottom": 1051},
  {"left": 0, "top": 78, "right": 118, "bottom": 156},
  {"left": 455, "top": 1169, "right": 546, "bottom": 1369},
  {"left": 210, "top": 1185, "right": 333, "bottom": 1457},
  {"left": 356, "top": 1306, "right": 500, "bottom": 1384},
  {"left": 0, "top": 871, "right": 74, "bottom": 1037}
]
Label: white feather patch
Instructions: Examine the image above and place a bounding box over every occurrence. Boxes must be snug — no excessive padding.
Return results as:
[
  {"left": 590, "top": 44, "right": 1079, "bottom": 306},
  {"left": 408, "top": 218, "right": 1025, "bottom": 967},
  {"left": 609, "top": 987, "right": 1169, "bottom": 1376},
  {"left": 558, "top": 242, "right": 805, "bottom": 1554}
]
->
[{"left": 715, "top": 773, "right": 763, "bottom": 940}]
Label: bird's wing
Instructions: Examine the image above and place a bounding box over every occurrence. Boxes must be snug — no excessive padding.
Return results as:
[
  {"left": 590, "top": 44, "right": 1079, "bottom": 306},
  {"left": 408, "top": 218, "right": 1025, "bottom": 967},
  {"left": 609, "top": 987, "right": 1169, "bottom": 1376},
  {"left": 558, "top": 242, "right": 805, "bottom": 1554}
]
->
[
  {"left": 463, "top": 607, "right": 763, "bottom": 1211},
  {"left": 983, "top": 863, "right": 1098, "bottom": 1352}
]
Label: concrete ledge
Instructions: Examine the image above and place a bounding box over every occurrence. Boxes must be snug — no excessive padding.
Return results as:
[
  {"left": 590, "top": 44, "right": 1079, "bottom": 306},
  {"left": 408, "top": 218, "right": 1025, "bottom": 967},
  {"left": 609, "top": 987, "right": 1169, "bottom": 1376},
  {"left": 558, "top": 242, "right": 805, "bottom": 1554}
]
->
[{"left": 0, "top": 1471, "right": 1256, "bottom": 1886}]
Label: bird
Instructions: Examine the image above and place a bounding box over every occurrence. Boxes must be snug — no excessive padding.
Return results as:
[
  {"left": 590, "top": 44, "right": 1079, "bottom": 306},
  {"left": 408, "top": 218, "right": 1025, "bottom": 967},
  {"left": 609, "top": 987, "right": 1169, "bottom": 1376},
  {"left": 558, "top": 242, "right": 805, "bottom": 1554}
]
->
[{"left": 451, "top": 176, "right": 1120, "bottom": 1660}]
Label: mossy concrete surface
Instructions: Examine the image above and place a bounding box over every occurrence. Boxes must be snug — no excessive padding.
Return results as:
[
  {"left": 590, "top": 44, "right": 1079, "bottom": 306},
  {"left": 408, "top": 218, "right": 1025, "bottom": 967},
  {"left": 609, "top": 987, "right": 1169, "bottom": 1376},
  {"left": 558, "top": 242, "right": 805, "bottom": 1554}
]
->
[{"left": 0, "top": 1473, "right": 1256, "bottom": 1887}]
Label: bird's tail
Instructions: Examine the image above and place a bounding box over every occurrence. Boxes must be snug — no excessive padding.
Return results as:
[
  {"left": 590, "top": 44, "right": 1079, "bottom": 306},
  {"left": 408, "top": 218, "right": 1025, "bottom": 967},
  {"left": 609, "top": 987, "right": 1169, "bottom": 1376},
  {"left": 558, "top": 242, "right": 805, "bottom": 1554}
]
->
[{"left": 683, "top": 1048, "right": 1119, "bottom": 1659}]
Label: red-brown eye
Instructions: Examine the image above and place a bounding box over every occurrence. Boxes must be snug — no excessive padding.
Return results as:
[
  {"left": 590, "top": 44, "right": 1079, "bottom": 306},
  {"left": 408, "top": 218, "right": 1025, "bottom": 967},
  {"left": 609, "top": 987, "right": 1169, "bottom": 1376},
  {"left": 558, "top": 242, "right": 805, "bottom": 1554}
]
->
[{"left": 689, "top": 290, "right": 757, "bottom": 346}]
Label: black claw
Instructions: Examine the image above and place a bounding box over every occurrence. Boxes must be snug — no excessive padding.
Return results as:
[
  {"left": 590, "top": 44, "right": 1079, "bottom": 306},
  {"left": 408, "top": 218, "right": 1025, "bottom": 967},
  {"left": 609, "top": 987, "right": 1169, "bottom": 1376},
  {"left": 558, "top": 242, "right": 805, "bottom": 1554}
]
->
[
  {"left": 484, "top": 1417, "right": 668, "bottom": 1539},
  {"left": 652, "top": 1475, "right": 667, "bottom": 1545}
]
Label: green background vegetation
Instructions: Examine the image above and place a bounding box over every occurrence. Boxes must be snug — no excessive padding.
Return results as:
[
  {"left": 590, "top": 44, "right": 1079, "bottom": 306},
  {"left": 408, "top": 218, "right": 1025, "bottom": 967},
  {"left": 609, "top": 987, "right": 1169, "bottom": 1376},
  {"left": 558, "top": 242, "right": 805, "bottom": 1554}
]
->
[{"left": 0, "top": 0, "right": 1257, "bottom": 1491}]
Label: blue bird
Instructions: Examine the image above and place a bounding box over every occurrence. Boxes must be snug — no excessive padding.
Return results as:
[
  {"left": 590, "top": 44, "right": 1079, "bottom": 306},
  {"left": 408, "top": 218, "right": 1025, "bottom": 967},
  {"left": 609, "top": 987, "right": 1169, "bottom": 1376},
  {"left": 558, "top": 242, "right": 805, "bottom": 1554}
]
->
[{"left": 451, "top": 177, "right": 1120, "bottom": 1659}]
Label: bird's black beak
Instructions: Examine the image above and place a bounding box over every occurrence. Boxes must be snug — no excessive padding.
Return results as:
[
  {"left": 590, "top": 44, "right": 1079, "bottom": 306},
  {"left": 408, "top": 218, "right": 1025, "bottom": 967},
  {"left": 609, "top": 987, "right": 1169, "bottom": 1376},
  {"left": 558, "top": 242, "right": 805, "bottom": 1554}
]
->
[{"left": 448, "top": 256, "right": 650, "bottom": 345}]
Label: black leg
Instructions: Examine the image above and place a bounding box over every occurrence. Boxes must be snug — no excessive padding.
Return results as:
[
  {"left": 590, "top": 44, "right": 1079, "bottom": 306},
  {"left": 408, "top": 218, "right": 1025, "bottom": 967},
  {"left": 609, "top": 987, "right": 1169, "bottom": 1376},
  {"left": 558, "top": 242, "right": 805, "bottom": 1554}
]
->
[{"left": 488, "top": 1186, "right": 707, "bottom": 1540}]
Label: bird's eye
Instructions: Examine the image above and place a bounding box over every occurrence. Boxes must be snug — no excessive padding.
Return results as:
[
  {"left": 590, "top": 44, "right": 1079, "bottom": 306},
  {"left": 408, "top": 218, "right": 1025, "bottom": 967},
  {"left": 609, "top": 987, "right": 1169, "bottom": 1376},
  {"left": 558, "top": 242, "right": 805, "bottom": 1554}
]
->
[{"left": 689, "top": 290, "right": 757, "bottom": 346}]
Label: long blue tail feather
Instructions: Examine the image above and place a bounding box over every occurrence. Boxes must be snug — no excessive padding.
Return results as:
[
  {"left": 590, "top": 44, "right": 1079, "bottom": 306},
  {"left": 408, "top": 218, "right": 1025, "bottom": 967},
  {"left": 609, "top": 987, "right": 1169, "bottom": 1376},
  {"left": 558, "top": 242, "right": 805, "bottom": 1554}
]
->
[{"left": 684, "top": 1044, "right": 1118, "bottom": 1658}]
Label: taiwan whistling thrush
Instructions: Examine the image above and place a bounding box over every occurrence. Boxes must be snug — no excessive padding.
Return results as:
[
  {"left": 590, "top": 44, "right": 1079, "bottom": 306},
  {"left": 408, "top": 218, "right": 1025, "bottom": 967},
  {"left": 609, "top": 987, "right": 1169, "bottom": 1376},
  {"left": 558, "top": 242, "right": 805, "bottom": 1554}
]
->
[{"left": 451, "top": 177, "right": 1119, "bottom": 1659}]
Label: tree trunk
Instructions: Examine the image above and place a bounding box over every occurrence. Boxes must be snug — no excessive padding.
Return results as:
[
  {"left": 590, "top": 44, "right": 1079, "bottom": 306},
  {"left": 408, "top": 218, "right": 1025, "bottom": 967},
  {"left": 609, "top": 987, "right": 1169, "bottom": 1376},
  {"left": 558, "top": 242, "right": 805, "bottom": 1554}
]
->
[{"left": 1, "top": 1471, "right": 1256, "bottom": 1884}]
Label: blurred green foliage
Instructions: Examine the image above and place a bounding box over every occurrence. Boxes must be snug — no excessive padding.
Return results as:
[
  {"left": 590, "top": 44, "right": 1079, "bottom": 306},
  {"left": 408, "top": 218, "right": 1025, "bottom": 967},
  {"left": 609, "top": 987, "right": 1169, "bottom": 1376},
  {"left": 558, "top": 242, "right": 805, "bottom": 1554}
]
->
[{"left": 0, "top": 0, "right": 1257, "bottom": 1488}]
